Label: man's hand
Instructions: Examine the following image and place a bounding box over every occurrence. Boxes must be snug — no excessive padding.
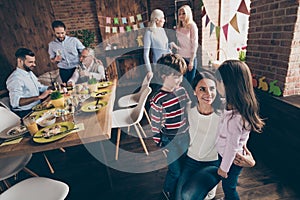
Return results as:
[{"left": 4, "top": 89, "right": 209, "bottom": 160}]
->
[
  {"left": 39, "top": 89, "right": 52, "bottom": 100},
  {"left": 80, "top": 70, "right": 89, "bottom": 77}
]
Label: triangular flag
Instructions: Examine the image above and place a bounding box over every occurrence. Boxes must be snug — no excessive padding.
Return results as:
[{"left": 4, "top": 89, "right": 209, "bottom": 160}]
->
[
  {"left": 222, "top": 24, "right": 229, "bottom": 41},
  {"left": 230, "top": 14, "right": 240, "bottom": 33},
  {"left": 210, "top": 23, "right": 215, "bottom": 36},
  {"left": 201, "top": 7, "right": 206, "bottom": 17},
  {"left": 205, "top": 15, "right": 210, "bottom": 27},
  {"left": 237, "top": 0, "right": 250, "bottom": 15},
  {"left": 215, "top": 26, "right": 220, "bottom": 41}
]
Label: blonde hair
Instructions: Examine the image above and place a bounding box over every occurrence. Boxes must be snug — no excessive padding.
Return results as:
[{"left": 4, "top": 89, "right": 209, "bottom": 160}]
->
[
  {"left": 148, "top": 9, "right": 164, "bottom": 31},
  {"left": 177, "top": 5, "right": 194, "bottom": 28}
]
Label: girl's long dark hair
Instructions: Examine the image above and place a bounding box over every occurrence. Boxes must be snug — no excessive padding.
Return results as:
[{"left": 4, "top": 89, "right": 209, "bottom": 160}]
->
[{"left": 217, "top": 60, "right": 265, "bottom": 133}]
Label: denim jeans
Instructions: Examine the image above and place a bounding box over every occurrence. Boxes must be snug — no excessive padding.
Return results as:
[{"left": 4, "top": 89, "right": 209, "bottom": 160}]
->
[
  {"left": 162, "top": 133, "right": 190, "bottom": 195},
  {"left": 183, "top": 58, "right": 197, "bottom": 84},
  {"left": 178, "top": 157, "right": 220, "bottom": 200},
  {"left": 219, "top": 155, "right": 243, "bottom": 200}
]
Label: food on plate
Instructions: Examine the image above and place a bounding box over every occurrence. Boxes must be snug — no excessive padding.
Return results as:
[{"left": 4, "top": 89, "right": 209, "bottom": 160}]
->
[
  {"left": 87, "top": 104, "right": 103, "bottom": 110},
  {"left": 7, "top": 125, "right": 27, "bottom": 136},
  {"left": 41, "top": 124, "right": 62, "bottom": 139},
  {"left": 54, "top": 109, "right": 69, "bottom": 117},
  {"left": 33, "top": 101, "right": 53, "bottom": 111},
  {"left": 38, "top": 116, "right": 56, "bottom": 127}
]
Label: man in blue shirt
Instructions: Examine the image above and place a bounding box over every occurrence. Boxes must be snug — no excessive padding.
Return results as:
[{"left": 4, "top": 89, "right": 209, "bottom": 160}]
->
[
  {"left": 6, "top": 48, "right": 52, "bottom": 118},
  {"left": 48, "top": 20, "right": 85, "bottom": 84}
]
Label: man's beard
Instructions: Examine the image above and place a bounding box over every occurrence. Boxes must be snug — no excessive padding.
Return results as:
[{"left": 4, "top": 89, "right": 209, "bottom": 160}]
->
[
  {"left": 57, "top": 36, "right": 65, "bottom": 42},
  {"left": 23, "top": 63, "right": 32, "bottom": 72}
]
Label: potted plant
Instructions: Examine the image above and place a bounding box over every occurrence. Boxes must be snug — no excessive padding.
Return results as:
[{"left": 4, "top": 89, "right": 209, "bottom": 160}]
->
[
  {"left": 70, "top": 29, "right": 95, "bottom": 47},
  {"left": 50, "top": 90, "right": 65, "bottom": 108},
  {"left": 88, "top": 77, "right": 98, "bottom": 92}
]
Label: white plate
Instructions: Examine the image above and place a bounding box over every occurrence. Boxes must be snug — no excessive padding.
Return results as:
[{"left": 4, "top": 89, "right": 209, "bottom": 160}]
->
[{"left": 0, "top": 124, "right": 28, "bottom": 139}]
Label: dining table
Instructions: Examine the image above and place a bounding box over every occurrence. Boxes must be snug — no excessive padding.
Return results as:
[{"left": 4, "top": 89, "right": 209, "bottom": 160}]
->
[{"left": 0, "top": 79, "right": 117, "bottom": 159}]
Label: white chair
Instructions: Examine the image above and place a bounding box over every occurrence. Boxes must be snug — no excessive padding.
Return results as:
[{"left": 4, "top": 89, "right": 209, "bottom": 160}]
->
[
  {"left": 0, "top": 107, "right": 38, "bottom": 189},
  {"left": 0, "top": 99, "right": 62, "bottom": 174},
  {"left": 112, "top": 86, "right": 152, "bottom": 160},
  {"left": 0, "top": 177, "right": 69, "bottom": 200},
  {"left": 117, "top": 72, "right": 153, "bottom": 125},
  {"left": 0, "top": 96, "right": 11, "bottom": 110}
]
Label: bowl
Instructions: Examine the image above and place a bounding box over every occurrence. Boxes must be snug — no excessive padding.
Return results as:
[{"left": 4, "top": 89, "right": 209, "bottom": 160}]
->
[{"left": 36, "top": 113, "right": 56, "bottom": 127}]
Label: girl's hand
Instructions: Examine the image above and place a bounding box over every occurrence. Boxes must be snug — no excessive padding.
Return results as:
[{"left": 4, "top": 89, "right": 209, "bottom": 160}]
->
[
  {"left": 217, "top": 168, "right": 228, "bottom": 178},
  {"left": 188, "top": 63, "right": 193, "bottom": 71},
  {"left": 234, "top": 145, "right": 256, "bottom": 167}
]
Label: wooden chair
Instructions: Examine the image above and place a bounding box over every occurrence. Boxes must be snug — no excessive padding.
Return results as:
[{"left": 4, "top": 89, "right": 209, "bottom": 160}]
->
[{"left": 112, "top": 86, "right": 152, "bottom": 160}]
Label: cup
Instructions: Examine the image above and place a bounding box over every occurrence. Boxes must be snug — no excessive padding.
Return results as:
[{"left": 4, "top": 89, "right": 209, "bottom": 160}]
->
[{"left": 23, "top": 116, "right": 38, "bottom": 135}]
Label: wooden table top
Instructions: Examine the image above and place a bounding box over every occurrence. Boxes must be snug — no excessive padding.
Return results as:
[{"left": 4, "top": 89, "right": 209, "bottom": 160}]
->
[{"left": 0, "top": 79, "right": 117, "bottom": 159}]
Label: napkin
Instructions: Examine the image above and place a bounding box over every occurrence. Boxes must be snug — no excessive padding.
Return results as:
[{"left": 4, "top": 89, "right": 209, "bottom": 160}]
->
[
  {"left": 0, "top": 137, "right": 23, "bottom": 146},
  {"left": 73, "top": 123, "right": 85, "bottom": 132}
]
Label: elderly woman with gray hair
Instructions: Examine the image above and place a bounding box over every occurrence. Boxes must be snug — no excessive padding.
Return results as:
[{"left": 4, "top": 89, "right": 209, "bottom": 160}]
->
[{"left": 67, "top": 47, "right": 105, "bottom": 85}]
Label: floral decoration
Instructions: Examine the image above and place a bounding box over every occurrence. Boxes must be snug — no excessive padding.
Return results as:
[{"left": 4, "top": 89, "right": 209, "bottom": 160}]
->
[{"left": 237, "top": 46, "right": 247, "bottom": 61}]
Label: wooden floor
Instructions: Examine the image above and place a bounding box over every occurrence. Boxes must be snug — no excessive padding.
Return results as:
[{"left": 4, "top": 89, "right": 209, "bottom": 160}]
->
[{"left": 2, "top": 124, "right": 300, "bottom": 200}]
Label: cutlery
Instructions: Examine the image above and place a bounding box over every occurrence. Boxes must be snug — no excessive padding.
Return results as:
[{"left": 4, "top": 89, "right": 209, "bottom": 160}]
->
[{"left": 95, "top": 98, "right": 100, "bottom": 106}]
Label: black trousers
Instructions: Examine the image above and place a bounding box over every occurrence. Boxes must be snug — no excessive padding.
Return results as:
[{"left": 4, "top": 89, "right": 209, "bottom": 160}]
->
[{"left": 59, "top": 68, "right": 76, "bottom": 84}]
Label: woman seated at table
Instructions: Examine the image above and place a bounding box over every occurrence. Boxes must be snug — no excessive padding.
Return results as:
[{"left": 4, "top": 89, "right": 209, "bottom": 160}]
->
[{"left": 67, "top": 48, "right": 105, "bottom": 85}]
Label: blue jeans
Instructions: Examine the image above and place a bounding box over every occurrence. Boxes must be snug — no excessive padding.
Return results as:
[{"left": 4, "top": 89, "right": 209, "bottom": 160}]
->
[
  {"left": 178, "top": 157, "right": 220, "bottom": 200},
  {"left": 183, "top": 58, "right": 197, "bottom": 84},
  {"left": 180, "top": 155, "right": 243, "bottom": 200},
  {"left": 176, "top": 156, "right": 219, "bottom": 200},
  {"left": 219, "top": 155, "right": 243, "bottom": 200},
  {"left": 162, "top": 133, "right": 190, "bottom": 195}
]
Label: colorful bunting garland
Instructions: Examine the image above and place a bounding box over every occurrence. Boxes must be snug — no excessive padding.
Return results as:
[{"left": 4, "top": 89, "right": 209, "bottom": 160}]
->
[
  {"left": 203, "top": 0, "right": 249, "bottom": 41},
  {"left": 99, "top": 11, "right": 147, "bottom": 34}
]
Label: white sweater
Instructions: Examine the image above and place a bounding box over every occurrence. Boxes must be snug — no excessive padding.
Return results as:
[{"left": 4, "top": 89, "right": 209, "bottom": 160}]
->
[{"left": 187, "top": 106, "right": 220, "bottom": 162}]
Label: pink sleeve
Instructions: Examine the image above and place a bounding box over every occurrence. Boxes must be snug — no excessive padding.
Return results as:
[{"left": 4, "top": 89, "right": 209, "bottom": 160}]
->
[
  {"left": 190, "top": 23, "right": 198, "bottom": 59},
  {"left": 219, "top": 115, "right": 243, "bottom": 172}
]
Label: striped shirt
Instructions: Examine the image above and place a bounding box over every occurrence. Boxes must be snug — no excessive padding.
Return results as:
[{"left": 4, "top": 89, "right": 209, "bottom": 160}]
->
[
  {"left": 150, "top": 86, "right": 190, "bottom": 137},
  {"left": 48, "top": 36, "right": 85, "bottom": 69}
]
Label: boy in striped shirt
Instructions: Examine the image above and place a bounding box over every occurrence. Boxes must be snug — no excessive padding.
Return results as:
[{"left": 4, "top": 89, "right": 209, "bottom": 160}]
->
[{"left": 150, "top": 53, "right": 190, "bottom": 199}]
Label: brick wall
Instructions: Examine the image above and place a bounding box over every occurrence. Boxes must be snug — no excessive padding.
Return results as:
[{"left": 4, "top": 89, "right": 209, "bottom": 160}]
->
[
  {"left": 50, "top": 0, "right": 102, "bottom": 45},
  {"left": 247, "top": 0, "right": 300, "bottom": 96}
]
